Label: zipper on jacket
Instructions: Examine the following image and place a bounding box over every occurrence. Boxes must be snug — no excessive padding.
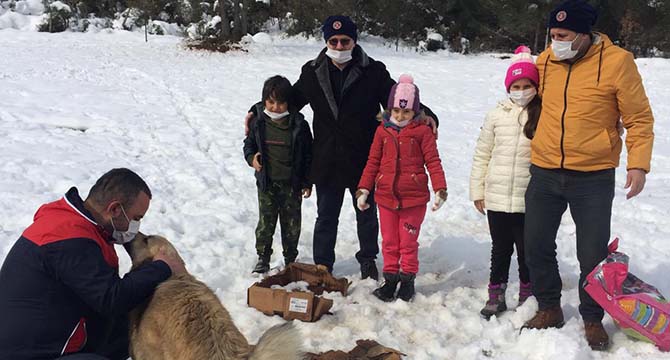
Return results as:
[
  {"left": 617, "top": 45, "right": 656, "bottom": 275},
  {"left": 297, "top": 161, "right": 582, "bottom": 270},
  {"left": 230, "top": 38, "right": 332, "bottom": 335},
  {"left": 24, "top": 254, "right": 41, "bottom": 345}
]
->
[
  {"left": 509, "top": 108, "right": 523, "bottom": 213},
  {"left": 560, "top": 64, "right": 573, "bottom": 168},
  {"left": 385, "top": 128, "right": 402, "bottom": 209},
  {"left": 290, "top": 115, "right": 299, "bottom": 187}
]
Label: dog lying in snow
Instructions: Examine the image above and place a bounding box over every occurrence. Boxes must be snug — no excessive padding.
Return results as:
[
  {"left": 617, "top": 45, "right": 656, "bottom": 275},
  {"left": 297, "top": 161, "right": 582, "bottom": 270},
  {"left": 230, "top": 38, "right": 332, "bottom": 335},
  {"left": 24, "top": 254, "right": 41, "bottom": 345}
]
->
[{"left": 126, "top": 233, "right": 304, "bottom": 360}]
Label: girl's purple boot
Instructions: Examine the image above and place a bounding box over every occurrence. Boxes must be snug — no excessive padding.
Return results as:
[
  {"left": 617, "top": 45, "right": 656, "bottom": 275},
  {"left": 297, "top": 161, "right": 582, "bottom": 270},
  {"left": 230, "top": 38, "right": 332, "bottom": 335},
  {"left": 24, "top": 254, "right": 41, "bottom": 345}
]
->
[
  {"left": 518, "top": 281, "right": 532, "bottom": 305},
  {"left": 480, "top": 283, "right": 507, "bottom": 320}
]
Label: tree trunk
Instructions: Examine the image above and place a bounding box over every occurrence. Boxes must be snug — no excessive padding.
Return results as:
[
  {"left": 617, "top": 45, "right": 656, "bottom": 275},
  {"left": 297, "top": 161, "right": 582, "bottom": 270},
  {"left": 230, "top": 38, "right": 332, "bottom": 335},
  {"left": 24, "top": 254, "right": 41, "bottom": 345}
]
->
[
  {"left": 232, "top": 0, "right": 241, "bottom": 41},
  {"left": 241, "top": 0, "right": 249, "bottom": 35},
  {"left": 220, "top": 0, "right": 231, "bottom": 40}
]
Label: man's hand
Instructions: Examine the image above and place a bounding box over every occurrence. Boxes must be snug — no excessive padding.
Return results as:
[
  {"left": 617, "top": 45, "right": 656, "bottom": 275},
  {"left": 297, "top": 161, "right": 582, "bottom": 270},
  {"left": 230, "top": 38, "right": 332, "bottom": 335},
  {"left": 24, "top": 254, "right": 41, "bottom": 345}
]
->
[
  {"left": 421, "top": 116, "right": 438, "bottom": 139},
  {"left": 474, "top": 199, "right": 486, "bottom": 215},
  {"left": 356, "top": 189, "right": 370, "bottom": 211},
  {"left": 252, "top": 153, "right": 262, "bottom": 172},
  {"left": 302, "top": 188, "right": 312, "bottom": 199},
  {"left": 245, "top": 112, "right": 253, "bottom": 136},
  {"left": 154, "top": 246, "right": 186, "bottom": 276},
  {"left": 625, "top": 169, "right": 646, "bottom": 199}
]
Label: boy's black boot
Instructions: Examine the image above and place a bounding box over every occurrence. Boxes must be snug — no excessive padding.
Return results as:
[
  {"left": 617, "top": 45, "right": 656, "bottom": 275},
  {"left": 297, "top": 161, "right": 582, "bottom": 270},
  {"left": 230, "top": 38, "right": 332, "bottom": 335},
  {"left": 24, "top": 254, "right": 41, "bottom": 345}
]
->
[
  {"left": 284, "top": 256, "right": 296, "bottom": 266},
  {"left": 397, "top": 272, "right": 416, "bottom": 302},
  {"left": 252, "top": 255, "right": 270, "bottom": 274},
  {"left": 372, "top": 272, "right": 400, "bottom": 302},
  {"left": 360, "top": 260, "right": 379, "bottom": 281}
]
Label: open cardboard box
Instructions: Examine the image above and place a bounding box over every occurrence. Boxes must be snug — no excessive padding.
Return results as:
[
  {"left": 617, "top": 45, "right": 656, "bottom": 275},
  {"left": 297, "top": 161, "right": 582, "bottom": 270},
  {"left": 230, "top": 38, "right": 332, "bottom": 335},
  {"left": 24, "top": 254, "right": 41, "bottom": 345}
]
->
[
  {"left": 247, "top": 263, "right": 350, "bottom": 322},
  {"left": 306, "top": 339, "right": 405, "bottom": 359}
]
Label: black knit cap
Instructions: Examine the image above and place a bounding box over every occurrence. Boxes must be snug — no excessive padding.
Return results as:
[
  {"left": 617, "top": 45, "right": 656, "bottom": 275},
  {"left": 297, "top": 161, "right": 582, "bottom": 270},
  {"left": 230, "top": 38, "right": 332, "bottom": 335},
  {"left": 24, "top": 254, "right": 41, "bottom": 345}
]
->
[
  {"left": 548, "top": 0, "right": 598, "bottom": 34},
  {"left": 322, "top": 15, "right": 357, "bottom": 42}
]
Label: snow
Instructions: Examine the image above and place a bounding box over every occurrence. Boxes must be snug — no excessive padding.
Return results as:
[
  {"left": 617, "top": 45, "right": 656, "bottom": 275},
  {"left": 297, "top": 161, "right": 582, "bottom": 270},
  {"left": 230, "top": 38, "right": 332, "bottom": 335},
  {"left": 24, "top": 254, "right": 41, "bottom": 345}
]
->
[
  {"left": 252, "top": 31, "right": 272, "bottom": 44},
  {"left": 49, "top": 1, "right": 70, "bottom": 13},
  {"left": 427, "top": 32, "right": 443, "bottom": 42},
  {"left": 1, "top": 30, "right": 669, "bottom": 359},
  {"left": 14, "top": 0, "right": 44, "bottom": 15},
  {"left": 0, "top": 9, "right": 41, "bottom": 30}
]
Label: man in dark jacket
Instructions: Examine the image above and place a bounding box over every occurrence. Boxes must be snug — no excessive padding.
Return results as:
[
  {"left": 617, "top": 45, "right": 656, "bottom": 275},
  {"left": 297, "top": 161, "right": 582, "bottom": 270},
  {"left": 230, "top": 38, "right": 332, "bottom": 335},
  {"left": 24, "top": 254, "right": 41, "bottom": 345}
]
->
[
  {"left": 0, "top": 168, "right": 184, "bottom": 360},
  {"left": 296, "top": 16, "right": 439, "bottom": 279},
  {"left": 247, "top": 16, "right": 438, "bottom": 279}
]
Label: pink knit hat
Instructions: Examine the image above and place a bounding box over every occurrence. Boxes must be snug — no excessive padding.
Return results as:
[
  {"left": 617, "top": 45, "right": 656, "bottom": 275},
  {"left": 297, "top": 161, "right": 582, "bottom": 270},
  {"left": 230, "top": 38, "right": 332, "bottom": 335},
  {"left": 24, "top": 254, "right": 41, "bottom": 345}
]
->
[
  {"left": 504, "top": 46, "right": 539, "bottom": 92},
  {"left": 387, "top": 74, "right": 420, "bottom": 114}
]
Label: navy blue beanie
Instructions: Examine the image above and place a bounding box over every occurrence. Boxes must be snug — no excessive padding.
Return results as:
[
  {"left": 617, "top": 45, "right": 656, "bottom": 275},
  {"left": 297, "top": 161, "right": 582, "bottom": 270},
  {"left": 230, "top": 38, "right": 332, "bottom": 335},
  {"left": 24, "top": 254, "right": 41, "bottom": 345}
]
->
[
  {"left": 548, "top": 0, "right": 598, "bottom": 34},
  {"left": 322, "top": 15, "right": 357, "bottom": 42}
]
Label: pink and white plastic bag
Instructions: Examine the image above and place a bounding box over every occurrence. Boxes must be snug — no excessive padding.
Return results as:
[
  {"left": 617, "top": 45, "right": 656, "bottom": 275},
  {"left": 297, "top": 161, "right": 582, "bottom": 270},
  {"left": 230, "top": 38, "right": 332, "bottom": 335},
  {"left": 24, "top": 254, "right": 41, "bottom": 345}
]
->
[{"left": 584, "top": 238, "right": 670, "bottom": 351}]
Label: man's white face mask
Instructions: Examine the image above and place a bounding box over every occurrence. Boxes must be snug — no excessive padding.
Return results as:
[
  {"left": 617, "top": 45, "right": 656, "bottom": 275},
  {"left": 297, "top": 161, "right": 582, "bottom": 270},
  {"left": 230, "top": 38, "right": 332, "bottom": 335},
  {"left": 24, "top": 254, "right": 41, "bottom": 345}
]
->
[
  {"left": 263, "top": 109, "right": 289, "bottom": 120},
  {"left": 111, "top": 205, "right": 140, "bottom": 245},
  {"left": 325, "top": 48, "right": 353, "bottom": 64},
  {"left": 551, "top": 34, "right": 584, "bottom": 61},
  {"left": 509, "top": 88, "right": 537, "bottom": 107}
]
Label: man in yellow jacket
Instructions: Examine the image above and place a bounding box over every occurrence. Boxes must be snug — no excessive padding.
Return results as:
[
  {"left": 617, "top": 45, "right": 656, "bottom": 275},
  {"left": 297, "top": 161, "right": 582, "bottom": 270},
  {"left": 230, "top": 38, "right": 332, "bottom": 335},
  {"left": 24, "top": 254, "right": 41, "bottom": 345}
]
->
[{"left": 522, "top": 0, "right": 654, "bottom": 351}]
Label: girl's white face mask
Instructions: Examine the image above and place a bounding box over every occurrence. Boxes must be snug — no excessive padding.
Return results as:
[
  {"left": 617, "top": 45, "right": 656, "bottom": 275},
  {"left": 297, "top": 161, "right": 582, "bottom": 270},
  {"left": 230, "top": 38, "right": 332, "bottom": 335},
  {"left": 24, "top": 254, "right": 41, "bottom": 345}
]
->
[
  {"left": 509, "top": 88, "right": 537, "bottom": 107},
  {"left": 325, "top": 48, "right": 353, "bottom": 64},
  {"left": 390, "top": 117, "right": 411, "bottom": 128},
  {"left": 263, "top": 109, "right": 289, "bottom": 120}
]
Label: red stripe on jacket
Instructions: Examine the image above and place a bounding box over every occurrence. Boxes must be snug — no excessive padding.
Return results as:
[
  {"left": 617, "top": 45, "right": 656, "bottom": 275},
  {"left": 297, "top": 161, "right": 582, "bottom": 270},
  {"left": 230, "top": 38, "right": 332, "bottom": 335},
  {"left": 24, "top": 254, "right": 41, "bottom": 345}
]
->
[{"left": 22, "top": 198, "right": 119, "bottom": 268}]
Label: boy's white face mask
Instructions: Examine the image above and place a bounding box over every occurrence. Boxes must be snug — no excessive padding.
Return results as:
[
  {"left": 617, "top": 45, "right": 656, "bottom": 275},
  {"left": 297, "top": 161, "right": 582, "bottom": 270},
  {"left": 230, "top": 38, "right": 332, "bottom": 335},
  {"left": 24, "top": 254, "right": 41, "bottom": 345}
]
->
[
  {"left": 326, "top": 48, "right": 353, "bottom": 64},
  {"left": 509, "top": 88, "right": 537, "bottom": 107},
  {"left": 263, "top": 109, "right": 289, "bottom": 120}
]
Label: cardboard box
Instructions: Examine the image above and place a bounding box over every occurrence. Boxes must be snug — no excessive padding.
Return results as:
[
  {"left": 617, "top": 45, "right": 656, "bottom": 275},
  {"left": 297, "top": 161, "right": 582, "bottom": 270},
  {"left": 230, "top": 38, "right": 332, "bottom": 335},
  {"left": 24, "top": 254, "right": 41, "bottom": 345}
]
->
[
  {"left": 247, "top": 263, "right": 350, "bottom": 322},
  {"left": 305, "top": 339, "right": 405, "bottom": 359}
]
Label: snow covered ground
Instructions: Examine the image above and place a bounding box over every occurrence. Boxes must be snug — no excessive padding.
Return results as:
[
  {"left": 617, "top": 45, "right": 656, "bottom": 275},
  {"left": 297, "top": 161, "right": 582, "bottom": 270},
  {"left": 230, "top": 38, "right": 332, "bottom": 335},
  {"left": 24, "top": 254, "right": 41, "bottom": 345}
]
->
[{"left": 1, "top": 29, "right": 669, "bottom": 359}]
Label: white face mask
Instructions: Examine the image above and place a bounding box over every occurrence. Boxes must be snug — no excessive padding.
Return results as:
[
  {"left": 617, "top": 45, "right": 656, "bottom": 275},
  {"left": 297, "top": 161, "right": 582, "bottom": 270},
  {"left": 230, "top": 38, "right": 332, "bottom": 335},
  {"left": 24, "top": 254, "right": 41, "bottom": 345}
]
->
[
  {"left": 111, "top": 205, "right": 141, "bottom": 245},
  {"left": 551, "top": 35, "right": 583, "bottom": 61},
  {"left": 509, "top": 88, "right": 537, "bottom": 107},
  {"left": 390, "top": 116, "right": 411, "bottom": 128},
  {"left": 325, "top": 48, "right": 353, "bottom": 64},
  {"left": 263, "top": 109, "right": 289, "bottom": 120}
]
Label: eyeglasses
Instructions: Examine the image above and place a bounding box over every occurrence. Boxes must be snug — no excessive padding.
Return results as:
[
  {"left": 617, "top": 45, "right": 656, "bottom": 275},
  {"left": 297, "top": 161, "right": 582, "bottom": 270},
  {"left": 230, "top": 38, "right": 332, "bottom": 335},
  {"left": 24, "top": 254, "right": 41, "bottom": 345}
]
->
[{"left": 328, "top": 38, "right": 352, "bottom": 46}]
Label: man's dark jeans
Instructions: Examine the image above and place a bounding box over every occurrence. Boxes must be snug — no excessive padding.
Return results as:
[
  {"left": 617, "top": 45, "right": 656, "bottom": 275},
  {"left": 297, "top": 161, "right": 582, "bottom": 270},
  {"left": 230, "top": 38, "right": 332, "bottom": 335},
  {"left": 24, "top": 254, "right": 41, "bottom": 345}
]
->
[
  {"left": 313, "top": 184, "right": 379, "bottom": 271},
  {"left": 524, "top": 165, "right": 615, "bottom": 322}
]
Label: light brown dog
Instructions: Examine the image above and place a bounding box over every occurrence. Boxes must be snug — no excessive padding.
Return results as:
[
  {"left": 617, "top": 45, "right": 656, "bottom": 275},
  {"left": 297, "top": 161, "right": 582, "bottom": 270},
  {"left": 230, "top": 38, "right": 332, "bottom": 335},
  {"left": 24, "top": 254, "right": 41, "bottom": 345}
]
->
[{"left": 127, "top": 234, "right": 304, "bottom": 360}]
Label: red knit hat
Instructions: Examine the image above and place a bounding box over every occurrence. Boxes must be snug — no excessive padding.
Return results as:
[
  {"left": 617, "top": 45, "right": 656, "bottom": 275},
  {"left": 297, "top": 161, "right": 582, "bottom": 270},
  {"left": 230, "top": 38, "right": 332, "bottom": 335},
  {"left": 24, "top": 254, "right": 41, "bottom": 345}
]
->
[{"left": 504, "top": 46, "right": 539, "bottom": 92}]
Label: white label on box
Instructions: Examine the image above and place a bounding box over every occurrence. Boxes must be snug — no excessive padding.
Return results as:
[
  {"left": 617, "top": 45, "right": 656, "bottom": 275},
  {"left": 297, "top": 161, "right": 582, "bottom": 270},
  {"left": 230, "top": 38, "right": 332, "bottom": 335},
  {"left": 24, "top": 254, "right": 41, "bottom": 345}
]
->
[{"left": 288, "top": 297, "right": 309, "bottom": 313}]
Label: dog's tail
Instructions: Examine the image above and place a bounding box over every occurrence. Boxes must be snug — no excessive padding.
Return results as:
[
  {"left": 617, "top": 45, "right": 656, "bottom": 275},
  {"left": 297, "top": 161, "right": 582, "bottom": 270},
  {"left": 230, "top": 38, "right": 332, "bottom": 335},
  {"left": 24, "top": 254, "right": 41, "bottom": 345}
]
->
[{"left": 248, "top": 322, "right": 304, "bottom": 360}]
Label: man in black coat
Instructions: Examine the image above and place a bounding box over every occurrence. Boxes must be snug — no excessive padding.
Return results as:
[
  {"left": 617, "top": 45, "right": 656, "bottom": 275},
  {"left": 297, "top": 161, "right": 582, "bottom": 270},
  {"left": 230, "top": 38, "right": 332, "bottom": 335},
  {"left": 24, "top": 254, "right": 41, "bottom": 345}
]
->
[
  {"left": 0, "top": 168, "right": 184, "bottom": 360},
  {"left": 246, "top": 16, "right": 437, "bottom": 279}
]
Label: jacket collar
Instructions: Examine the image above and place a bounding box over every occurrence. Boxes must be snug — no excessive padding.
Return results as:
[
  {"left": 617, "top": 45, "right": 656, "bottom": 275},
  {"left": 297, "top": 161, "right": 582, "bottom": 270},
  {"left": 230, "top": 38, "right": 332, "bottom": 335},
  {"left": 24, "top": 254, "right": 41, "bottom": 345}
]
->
[
  {"left": 64, "top": 187, "right": 117, "bottom": 242},
  {"left": 64, "top": 187, "right": 98, "bottom": 225},
  {"left": 253, "top": 103, "right": 297, "bottom": 128},
  {"left": 313, "top": 45, "right": 370, "bottom": 119},
  {"left": 497, "top": 98, "right": 525, "bottom": 112}
]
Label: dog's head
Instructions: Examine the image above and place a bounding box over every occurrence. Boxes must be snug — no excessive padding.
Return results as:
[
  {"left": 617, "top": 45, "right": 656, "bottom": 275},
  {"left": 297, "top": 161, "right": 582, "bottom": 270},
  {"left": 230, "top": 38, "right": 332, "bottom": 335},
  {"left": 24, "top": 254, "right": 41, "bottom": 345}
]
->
[{"left": 126, "top": 233, "right": 183, "bottom": 270}]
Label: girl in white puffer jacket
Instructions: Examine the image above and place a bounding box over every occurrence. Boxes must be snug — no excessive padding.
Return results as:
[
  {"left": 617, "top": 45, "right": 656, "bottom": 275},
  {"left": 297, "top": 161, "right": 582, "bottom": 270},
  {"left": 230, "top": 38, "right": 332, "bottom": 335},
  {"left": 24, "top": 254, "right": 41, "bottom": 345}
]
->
[{"left": 470, "top": 46, "right": 541, "bottom": 319}]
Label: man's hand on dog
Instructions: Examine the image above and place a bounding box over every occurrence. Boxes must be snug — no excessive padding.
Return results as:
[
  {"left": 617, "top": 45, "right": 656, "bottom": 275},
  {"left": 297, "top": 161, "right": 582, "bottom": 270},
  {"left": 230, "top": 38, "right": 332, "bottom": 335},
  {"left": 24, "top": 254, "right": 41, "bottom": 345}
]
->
[
  {"left": 154, "top": 247, "right": 186, "bottom": 275},
  {"left": 252, "top": 153, "right": 262, "bottom": 172}
]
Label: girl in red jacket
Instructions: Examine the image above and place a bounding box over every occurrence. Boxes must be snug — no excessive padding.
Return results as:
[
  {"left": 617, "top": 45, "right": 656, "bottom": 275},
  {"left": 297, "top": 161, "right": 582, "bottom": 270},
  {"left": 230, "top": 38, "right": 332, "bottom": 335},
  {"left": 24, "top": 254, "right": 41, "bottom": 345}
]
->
[{"left": 356, "top": 74, "right": 447, "bottom": 302}]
